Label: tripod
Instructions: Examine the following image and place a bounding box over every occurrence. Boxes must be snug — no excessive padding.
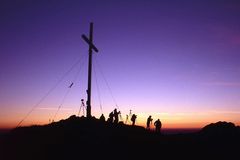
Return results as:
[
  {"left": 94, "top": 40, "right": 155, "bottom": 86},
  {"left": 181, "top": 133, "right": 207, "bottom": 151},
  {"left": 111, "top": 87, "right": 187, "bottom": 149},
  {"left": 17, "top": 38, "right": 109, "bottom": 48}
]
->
[
  {"left": 78, "top": 99, "right": 86, "bottom": 117},
  {"left": 125, "top": 109, "right": 132, "bottom": 124}
]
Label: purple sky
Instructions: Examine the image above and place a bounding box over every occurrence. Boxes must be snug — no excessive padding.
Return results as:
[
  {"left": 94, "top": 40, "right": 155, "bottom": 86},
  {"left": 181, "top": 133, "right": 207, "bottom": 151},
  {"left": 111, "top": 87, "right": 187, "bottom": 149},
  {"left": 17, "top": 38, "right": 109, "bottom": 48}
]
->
[{"left": 1, "top": 0, "right": 240, "bottom": 128}]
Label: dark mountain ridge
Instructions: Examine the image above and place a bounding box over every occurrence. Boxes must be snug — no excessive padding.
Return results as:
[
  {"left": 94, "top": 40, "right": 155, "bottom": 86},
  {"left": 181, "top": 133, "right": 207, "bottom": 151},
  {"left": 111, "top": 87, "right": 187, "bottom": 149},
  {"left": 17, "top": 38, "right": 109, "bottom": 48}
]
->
[{"left": 1, "top": 115, "right": 239, "bottom": 160}]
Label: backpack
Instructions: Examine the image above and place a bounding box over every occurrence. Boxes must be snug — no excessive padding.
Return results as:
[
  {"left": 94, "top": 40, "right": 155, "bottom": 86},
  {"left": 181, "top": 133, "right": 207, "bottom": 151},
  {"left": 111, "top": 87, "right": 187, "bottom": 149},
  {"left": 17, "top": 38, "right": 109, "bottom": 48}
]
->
[{"left": 131, "top": 114, "right": 136, "bottom": 121}]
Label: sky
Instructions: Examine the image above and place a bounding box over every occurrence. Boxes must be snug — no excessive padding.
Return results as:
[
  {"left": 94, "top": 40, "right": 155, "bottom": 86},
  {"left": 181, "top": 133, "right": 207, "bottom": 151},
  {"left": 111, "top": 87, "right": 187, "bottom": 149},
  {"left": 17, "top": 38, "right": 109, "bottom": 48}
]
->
[{"left": 1, "top": 0, "right": 240, "bottom": 129}]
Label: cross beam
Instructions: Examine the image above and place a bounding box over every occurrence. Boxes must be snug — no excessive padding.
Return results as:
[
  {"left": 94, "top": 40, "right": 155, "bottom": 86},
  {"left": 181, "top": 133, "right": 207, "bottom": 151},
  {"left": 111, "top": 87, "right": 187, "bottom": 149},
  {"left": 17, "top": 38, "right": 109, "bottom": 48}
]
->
[
  {"left": 81, "top": 34, "right": 99, "bottom": 53},
  {"left": 82, "top": 22, "right": 98, "bottom": 118}
]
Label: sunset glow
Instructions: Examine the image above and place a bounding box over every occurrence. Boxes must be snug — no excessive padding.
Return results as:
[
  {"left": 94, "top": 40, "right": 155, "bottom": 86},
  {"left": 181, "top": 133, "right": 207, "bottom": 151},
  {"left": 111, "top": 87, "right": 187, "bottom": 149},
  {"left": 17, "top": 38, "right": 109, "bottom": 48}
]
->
[{"left": 1, "top": 0, "right": 240, "bottom": 130}]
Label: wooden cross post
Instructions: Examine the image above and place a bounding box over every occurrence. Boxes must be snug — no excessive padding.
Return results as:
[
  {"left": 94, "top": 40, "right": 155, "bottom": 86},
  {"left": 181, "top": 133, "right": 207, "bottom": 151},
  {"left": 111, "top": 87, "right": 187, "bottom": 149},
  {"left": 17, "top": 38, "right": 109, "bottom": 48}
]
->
[{"left": 82, "top": 22, "right": 99, "bottom": 118}]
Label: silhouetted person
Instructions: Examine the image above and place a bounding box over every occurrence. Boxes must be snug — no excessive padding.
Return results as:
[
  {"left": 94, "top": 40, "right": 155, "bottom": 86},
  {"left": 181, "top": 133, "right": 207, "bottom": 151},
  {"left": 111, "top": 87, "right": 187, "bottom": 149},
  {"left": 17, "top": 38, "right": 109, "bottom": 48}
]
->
[
  {"left": 131, "top": 114, "right": 137, "bottom": 126},
  {"left": 100, "top": 114, "right": 105, "bottom": 122},
  {"left": 107, "top": 111, "right": 114, "bottom": 123},
  {"left": 113, "top": 108, "right": 121, "bottom": 124},
  {"left": 146, "top": 115, "right": 153, "bottom": 129},
  {"left": 154, "top": 119, "right": 162, "bottom": 133}
]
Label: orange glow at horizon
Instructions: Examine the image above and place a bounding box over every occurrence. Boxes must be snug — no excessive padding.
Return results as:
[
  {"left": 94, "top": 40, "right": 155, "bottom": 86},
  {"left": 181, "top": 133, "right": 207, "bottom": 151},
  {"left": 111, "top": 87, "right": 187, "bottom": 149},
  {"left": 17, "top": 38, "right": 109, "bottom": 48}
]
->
[{"left": 1, "top": 107, "right": 240, "bottom": 130}]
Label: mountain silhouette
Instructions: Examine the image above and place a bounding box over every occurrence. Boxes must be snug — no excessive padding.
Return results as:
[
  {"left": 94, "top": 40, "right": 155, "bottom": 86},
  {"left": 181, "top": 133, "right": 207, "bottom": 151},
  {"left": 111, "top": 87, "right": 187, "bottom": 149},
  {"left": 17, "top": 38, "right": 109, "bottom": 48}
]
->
[
  {"left": 200, "top": 121, "right": 240, "bottom": 136},
  {"left": 1, "top": 116, "right": 239, "bottom": 160}
]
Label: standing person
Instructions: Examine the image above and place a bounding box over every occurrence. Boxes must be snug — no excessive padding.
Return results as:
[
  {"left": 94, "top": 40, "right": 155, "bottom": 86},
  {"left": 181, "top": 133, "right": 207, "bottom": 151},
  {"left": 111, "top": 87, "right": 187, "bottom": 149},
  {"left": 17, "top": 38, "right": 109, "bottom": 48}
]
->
[
  {"left": 107, "top": 111, "right": 114, "bottom": 123},
  {"left": 99, "top": 114, "right": 105, "bottom": 122},
  {"left": 131, "top": 114, "right": 137, "bottom": 126},
  {"left": 146, "top": 115, "right": 153, "bottom": 129},
  {"left": 154, "top": 119, "right": 162, "bottom": 133},
  {"left": 113, "top": 108, "right": 121, "bottom": 124}
]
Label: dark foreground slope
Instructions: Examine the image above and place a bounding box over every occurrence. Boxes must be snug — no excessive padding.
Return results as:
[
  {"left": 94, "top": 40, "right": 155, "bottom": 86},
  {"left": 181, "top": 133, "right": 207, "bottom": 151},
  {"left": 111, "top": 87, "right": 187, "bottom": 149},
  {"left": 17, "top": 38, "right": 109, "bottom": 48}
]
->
[{"left": 1, "top": 116, "right": 240, "bottom": 160}]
